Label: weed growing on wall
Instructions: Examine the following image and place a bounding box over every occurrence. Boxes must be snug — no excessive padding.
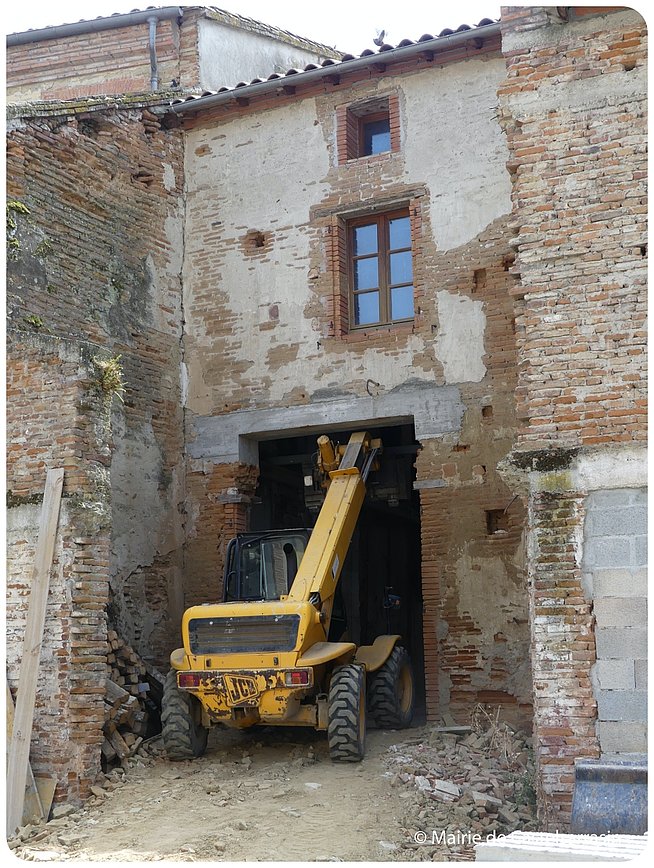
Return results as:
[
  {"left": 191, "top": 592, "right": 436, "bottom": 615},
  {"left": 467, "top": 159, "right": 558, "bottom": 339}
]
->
[{"left": 92, "top": 354, "right": 126, "bottom": 402}]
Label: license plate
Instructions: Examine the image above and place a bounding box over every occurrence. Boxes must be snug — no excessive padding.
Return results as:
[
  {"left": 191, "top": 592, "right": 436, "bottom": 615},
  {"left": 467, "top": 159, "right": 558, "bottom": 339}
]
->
[{"left": 223, "top": 674, "right": 259, "bottom": 706}]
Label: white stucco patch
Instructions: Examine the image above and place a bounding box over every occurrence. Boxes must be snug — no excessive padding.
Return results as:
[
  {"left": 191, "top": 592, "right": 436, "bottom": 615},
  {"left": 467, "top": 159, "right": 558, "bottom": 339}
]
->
[
  {"left": 111, "top": 421, "right": 175, "bottom": 576},
  {"left": 197, "top": 18, "right": 336, "bottom": 92},
  {"left": 573, "top": 446, "right": 648, "bottom": 492},
  {"left": 401, "top": 58, "right": 512, "bottom": 250},
  {"left": 162, "top": 162, "right": 176, "bottom": 191},
  {"left": 434, "top": 290, "right": 486, "bottom": 383}
]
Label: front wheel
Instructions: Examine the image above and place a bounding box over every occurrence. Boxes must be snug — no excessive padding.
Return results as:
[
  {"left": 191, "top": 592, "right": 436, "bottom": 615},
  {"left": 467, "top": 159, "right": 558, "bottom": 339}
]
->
[
  {"left": 161, "top": 670, "right": 208, "bottom": 760},
  {"left": 367, "top": 645, "right": 414, "bottom": 729},
  {"left": 327, "top": 664, "right": 366, "bottom": 762}
]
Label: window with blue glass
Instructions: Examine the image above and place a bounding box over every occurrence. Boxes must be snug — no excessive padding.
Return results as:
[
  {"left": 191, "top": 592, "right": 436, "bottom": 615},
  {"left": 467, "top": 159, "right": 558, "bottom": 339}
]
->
[
  {"left": 361, "top": 113, "right": 391, "bottom": 156},
  {"left": 350, "top": 210, "right": 414, "bottom": 327}
]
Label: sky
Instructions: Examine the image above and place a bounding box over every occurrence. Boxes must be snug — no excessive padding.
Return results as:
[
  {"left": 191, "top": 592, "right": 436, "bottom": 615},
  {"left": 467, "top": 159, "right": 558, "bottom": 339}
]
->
[{"left": 4, "top": 1, "right": 503, "bottom": 53}]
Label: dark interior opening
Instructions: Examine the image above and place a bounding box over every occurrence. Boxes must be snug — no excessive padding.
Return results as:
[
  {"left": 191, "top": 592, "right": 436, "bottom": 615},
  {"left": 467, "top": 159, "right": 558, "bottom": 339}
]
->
[{"left": 250, "top": 422, "right": 425, "bottom": 722}]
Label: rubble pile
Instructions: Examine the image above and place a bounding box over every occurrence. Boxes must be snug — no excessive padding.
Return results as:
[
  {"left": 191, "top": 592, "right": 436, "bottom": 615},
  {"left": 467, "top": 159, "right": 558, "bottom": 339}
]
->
[
  {"left": 102, "top": 631, "right": 164, "bottom": 768},
  {"left": 386, "top": 710, "right": 538, "bottom": 861}
]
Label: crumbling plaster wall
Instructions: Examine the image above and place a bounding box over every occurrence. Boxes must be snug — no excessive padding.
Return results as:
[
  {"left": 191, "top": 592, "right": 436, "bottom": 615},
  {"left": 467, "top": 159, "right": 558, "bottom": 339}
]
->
[
  {"left": 182, "top": 55, "right": 512, "bottom": 410},
  {"left": 6, "top": 103, "right": 186, "bottom": 666},
  {"left": 181, "top": 50, "right": 532, "bottom": 724}
]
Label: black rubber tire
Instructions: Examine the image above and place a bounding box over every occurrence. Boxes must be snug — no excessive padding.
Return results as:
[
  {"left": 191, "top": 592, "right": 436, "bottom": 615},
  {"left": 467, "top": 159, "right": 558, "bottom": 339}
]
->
[
  {"left": 161, "top": 670, "right": 208, "bottom": 761},
  {"left": 327, "top": 664, "right": 366, "bottom": 762},
  {"left": 367, "top": 645, "right": 415, "bottom": 729}
]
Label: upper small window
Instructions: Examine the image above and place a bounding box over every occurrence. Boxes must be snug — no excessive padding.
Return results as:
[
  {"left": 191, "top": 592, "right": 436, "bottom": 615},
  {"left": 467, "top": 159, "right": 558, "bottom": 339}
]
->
[
  {"left": 349, "top": 210, "right": 414, "bottom": 328},
  {"left": 361, "top": 113, "right": 391, "bottom": 156},
  {"left": 337, "top": 95, "right": 399, "bottom": 164}
]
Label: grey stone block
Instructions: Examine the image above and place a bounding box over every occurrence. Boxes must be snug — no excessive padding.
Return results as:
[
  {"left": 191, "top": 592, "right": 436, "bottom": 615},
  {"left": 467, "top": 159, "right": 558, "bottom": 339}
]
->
[
  {"left": 595, "top": 628, "right": 647, "bottom": 660},
  {"left": 596, "top": 689, "right": 647, "bottom": 722},
  {"left": 598, "top": 721, "right": 648, "bottom": 754},
  {"left": 593, "top": 568, "right": 648, "bottom": 598},
  {"left": 587, "top": 488, "right": 646, "bottom": 509},
  {"left": 593, "top": 597, "right": 647, "bottom": 628},
  {"left": 633, "top": 535, "right": 647, "bottom": 567},
  {"left": 592, "top": 659, "right": 635, "bottom": 691},
  {"left": 586, "top": 507, "right": 648, "bottom": 539},
  {"left": 584, "top": 536, "right": 635, "bottom": 569},
  {"left": 634, "top": 659, "right": 647, "bottom": 691}
]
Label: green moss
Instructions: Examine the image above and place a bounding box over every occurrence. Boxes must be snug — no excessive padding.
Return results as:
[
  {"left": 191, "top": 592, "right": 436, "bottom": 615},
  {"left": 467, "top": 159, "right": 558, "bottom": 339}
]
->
[
  {"left": 538, "top": 470, "right": 573, "bottom": 493},
  {"left": 6, "top": 200, "right": 30, "bottom": 260},
  {"left": 34, "top": 238, "right": 54, "bottom": 258},
  {"left": 23, "top": 314, "right": 44, "bottom": 330},
  {"left": 510, "top": 447, "right": 580, "bottom": 473},
  {"left": 7, "top": 490, "right": 43, "bottom": 509}
]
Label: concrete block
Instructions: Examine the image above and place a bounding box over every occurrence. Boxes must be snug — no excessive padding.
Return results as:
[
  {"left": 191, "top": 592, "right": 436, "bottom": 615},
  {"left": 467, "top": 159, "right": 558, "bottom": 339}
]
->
[
  {"left": 587, "top": 488, "right": 647, "bottom": 510},
  {"left": 595, "top": 689, "right": 647, "bottom": 722},
  {"left": 598, "top": 721, "right": 648, "bottom": 754},
  {"left": 595, "top": 628, "right": 647, "bottom": 660},
  {"left": 633, "top": 535, "right": 647, "bottom": 567},
  {"left": 592, "top": 568, "right": 647, "bottom": 598},
  {"left": 634, "top": 659, "right": 647, "bottom": 691},
  {"left": 593, "top": 597, "right": 647, "bottom": 628},
  {"left": 586, "top": 504, "right": 647, "bottom": 538},
  {"left": 592, "top": 659, "right": 635, "bottom": 691},
  {"left": 583, "top": 536, "right": 634, "bottom": 569}
]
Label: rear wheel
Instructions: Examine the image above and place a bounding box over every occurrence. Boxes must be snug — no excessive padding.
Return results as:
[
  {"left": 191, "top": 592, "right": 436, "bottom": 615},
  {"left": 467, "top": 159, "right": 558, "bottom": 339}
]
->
[
  {"left": 368, "top": 645, "right": 414, "bottom": 729},
  {"left": 327, "top": 664, "right": 366, "bottom": 762},
  {"left": 161, "top": 670, "right": 208, "bottom": 760}
]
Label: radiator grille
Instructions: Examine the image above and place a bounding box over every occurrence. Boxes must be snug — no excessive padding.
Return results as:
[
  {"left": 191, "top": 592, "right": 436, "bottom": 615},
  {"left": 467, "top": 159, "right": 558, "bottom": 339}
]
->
[{"left": 188, "top": 615, "right": 300, "bottom": 654}]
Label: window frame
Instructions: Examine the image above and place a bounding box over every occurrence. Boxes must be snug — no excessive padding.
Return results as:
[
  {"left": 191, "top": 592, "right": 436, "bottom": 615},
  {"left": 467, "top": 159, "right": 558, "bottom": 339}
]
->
[
  {"left": 358, "top": 110, "right": 391, "bottom": 157},
  {"left": 336, "top": 93, "right": 400, "bottom": 165},
  {"left": 348, "top": 208, "right": 414, "bottom": 329}
]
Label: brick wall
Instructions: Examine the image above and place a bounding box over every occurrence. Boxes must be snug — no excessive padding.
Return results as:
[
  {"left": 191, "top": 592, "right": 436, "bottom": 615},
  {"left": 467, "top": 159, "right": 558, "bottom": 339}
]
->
[
  {"left": 7, "top": 101, "right": 186, "bottom": 666},
  {"left": 528, "top": 482, "right": 599, "bottom": 831},
  {"left": 184, "top": 463, "right": 259, "bottom": 607},
  {"left": 498, "top": 5, "right": 647, "bottom": 829},
  {"left": 6, "top": 19, "right": 183, "bottom": 102},
  {"left": 6, "top": 334, "right": 113, "bottom": 803},
  {"left": 498, "top": 5, "right": 647, "bottom": 449}
]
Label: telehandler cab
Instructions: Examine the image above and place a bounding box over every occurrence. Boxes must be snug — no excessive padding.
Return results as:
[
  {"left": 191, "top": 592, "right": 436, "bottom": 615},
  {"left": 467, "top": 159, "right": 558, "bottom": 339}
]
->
[{"left": 162, "top": 431, "right": 415, "bottom": 762}]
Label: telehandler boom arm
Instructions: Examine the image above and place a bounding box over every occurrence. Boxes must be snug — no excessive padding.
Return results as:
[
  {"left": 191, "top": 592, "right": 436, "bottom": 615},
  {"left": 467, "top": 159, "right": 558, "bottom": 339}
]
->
[{"left": 286, "top": 432, "right": 381, "bottom": 635}]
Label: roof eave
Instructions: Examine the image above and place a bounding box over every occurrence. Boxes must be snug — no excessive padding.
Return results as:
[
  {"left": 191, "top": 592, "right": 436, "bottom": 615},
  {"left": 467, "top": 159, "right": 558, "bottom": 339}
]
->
[
  {"left": 7, "top": 7, "right": 184, "bottom": 46},
  {"left": 169, "top": 21, "right": 502, "bottom": 115}
]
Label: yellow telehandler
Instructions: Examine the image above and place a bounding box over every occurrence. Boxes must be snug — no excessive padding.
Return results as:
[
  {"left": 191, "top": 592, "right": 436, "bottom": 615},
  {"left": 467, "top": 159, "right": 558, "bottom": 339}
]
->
[{"left": 162, "top": 430, "right": 414, "bottom": 761}]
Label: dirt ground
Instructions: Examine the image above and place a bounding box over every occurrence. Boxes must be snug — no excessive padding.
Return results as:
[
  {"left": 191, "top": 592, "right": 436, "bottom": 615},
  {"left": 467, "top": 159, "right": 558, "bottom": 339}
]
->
[{"left": 13, "top": 725, "right": 442, "bottom": 863}]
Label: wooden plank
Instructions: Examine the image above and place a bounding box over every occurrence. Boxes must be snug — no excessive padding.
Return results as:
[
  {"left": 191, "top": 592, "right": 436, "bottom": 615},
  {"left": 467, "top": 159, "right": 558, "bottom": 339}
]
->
[
  {"left": 6, "top": 681, "right": 44, "bottom": 826},
  {"left": 107, "top": 728, "right": 130, "bottom": 759},
  {"left": 105, "top": 678, "right": 130, "bottom": 708},
  {"left": 34, "top": 776, "right": 57, "bottom": 821},
  {"left": 6, "top": 468, "right": 64, "bottom": 836},
  {"left": 101, "top": 739, "right": 117, "bottom": 762}
]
